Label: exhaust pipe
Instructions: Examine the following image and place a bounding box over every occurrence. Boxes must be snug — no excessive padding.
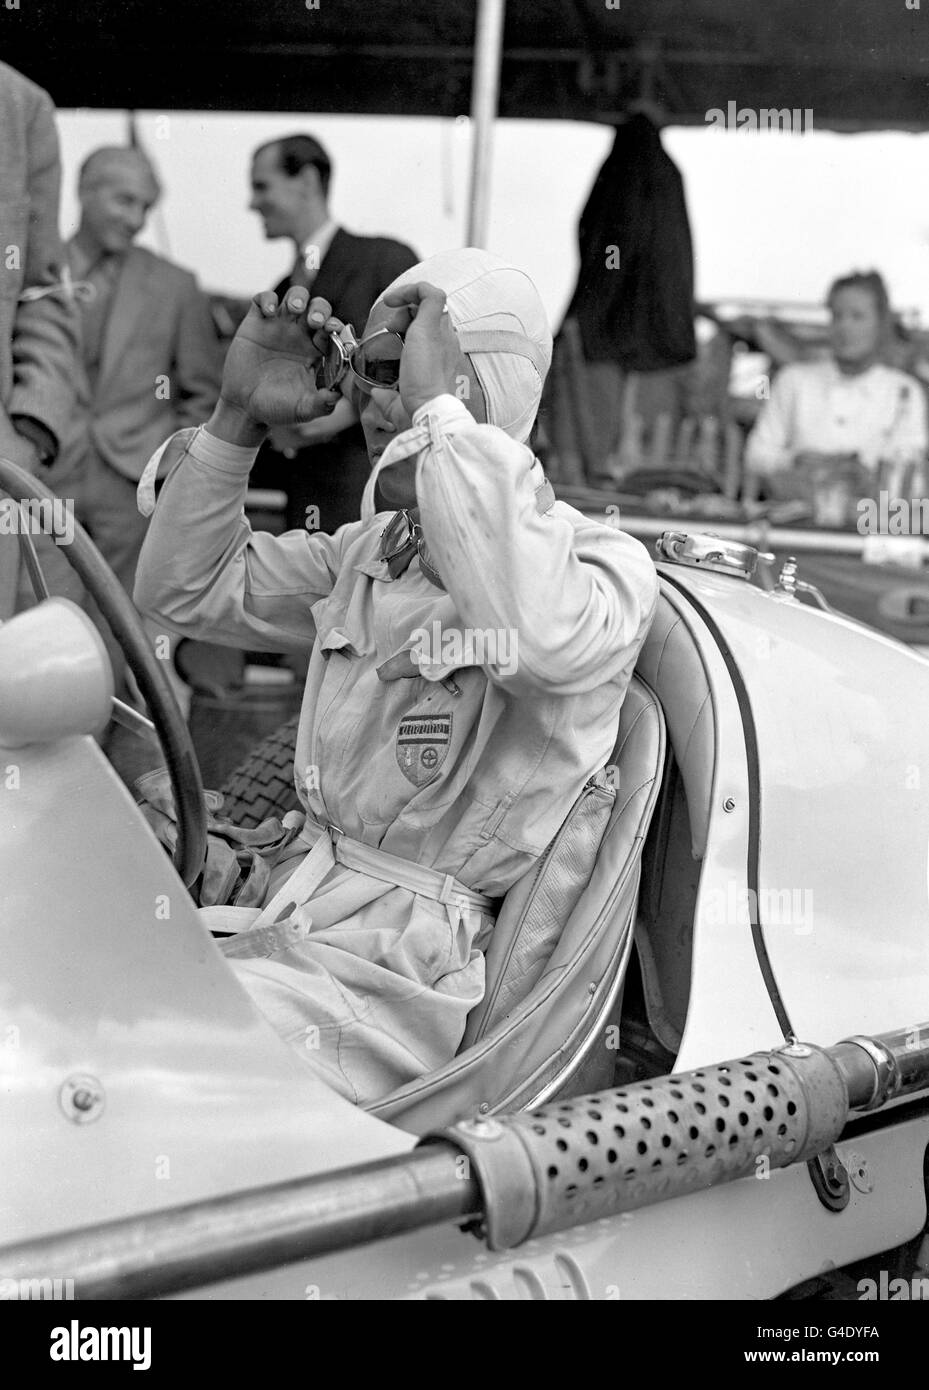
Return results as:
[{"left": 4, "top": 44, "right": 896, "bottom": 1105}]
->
[
  {"left": 1, "top": 1026, "right": 926, "bottom": 1298},
  {"left": 427, "top": 1030, "right": 927, "bottom": 1249}
]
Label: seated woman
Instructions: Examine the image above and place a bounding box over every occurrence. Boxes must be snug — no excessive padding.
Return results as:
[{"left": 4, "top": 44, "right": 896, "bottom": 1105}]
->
[
  {"left": 134, "top": 249, "right": 659, "bottom": 1105},
  {"left": 743, "top": 270, "right": 928, "bottom": 504}
]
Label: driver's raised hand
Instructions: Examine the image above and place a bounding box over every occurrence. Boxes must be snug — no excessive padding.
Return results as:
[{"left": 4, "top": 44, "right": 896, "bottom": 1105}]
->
[
  {"left": 380, "top": 282, "right": 462, "bottom": 417},
  {"left": 208, "top": 290, "right": 344, "bottom": 447}
]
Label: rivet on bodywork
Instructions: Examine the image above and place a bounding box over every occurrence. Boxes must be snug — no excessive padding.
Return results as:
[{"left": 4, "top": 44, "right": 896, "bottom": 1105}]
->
[
  {"left": 458, "top": 1116, "right": 503, "bottom": 1140},
  {"left": 59, "top": 1074, "right": 105, "bottom": 1125},
  {"left": 847, "top": 1152, "right": 874, "bottom": 1195}
]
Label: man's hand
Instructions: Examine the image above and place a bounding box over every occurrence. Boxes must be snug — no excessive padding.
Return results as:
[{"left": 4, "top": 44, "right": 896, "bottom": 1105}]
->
[
  {"left": 381, "top": 282, "right": 463, "bottom": 417},
  {"left": 210, "top": 289, "right": 343, "bottom": 446}
]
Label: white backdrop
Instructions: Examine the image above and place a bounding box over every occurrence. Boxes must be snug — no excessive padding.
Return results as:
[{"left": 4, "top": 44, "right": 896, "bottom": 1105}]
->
[{"left": 56, "top": 111, "right": 929, "bottom": 329}]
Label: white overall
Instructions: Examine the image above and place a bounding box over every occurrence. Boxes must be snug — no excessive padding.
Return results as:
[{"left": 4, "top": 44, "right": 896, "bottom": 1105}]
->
[{"left": 134, "top": 396, "right": 659, "bottom": 1102}]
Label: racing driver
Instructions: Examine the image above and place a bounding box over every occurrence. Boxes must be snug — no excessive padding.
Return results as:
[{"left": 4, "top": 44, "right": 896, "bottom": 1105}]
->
[{"left": 134, "top": 248, "right": 659, "bottom": 1104}]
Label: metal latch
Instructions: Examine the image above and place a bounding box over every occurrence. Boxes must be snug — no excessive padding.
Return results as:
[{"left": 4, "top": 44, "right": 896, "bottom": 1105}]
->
[{"left": 655, "top": 531, "right": 772, "bottom": 580}]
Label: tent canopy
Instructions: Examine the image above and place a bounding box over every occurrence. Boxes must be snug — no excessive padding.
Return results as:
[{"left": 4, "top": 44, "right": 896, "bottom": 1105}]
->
[{"left": 6, "top": 0, "right": 929, "bottom": 130}]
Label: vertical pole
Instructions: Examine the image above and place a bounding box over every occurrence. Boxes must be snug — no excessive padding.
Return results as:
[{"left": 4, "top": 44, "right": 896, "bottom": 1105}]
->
[{"left": 466, "top": 0, "right": 506, "bottom": 247}]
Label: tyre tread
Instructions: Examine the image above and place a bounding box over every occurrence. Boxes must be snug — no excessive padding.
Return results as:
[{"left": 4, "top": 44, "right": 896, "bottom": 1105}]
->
[{"left": 218, "top": 713, "right": 301, "bottom": 827}]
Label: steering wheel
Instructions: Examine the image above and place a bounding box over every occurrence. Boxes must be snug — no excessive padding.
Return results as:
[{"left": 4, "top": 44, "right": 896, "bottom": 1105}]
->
[{"left": 0, "top": 456, "right": 208, "bottom": 887}]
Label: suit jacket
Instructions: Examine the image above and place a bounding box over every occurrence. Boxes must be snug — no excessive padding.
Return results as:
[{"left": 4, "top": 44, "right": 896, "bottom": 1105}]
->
[
  {"left": 58, "top": 244, "right": 223, "bottom": 484},
  {"left": 0, "top": 61, "right": 78, "bottom": 454},
  {"left": 276, "top": 227, "right": 418, "bottom": 334}
]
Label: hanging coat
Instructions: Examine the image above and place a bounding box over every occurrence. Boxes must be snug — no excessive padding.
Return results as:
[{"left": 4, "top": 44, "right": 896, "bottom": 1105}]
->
[{"left": 563, "top": 114, "right": 697, "bottom": 371}]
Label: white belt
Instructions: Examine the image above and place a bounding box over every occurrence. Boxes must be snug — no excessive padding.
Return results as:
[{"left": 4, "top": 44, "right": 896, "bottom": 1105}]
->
[{"left": 204, "top": 820, "right": 495, "bottom": 960}]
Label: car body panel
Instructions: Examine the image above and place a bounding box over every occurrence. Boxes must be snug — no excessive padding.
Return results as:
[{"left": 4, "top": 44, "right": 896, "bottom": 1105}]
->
[
  {"left": 643, "top": 581, "right": 785, "bottom": 1071},
  {"left": 658, "top": 564, "right": 929, "bottom": 1046},
  {"left": 2, "top": 572, "right": 928, "bottom": 1299},
  {"left": 0, "top": 734, "right": 411, "bottom": 1247}
]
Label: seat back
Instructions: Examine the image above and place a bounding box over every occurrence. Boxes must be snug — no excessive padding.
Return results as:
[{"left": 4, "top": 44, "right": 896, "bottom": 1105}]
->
[
  {"left": 632, "top": 589, "right": 719, "bottom": 1049},
  {"left": 368, "top": 675, "right": 666, "bottom": 1134},
  {"left": 633, "top": 589, "right": 715, "bottom": 857}
]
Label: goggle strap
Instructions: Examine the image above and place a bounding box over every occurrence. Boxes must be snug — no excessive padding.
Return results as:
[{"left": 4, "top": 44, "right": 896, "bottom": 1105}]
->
[
  {"left": 417, "top": 546, "right": 445, "bottom": 590},
  {"left": 456, "top": 328, "right": 549, "bottom": 378}
]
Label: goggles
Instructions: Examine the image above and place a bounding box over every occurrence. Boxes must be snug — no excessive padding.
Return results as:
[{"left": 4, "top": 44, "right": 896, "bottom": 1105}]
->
[
  {"left": 379, "top": 508, "right": 443, "bottom": 589},
  {"left": 314, "top": 326, "right": 405, "bottom": 394},
  {"left": 313, "top": 331, "right": 354, "bottom": 391}
]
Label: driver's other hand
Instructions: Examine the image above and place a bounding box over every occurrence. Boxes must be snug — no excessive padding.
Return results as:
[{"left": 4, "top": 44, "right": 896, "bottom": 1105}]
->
[
  {"left": 271, "top": 293, "right": 357, "bottom": 378},
  {"left": 305, "top": 313, "right": 359, "bottom": 403},
  {"left": 253, "top": 290, "right": 337, "bottom": 341},
  {"left": 218, "top": 291, "right": 344, "bottom": 432}
]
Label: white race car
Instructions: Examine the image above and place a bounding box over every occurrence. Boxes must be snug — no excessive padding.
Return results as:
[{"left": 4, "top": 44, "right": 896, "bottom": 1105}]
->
[{"left": 1, "top": 456, "right": 927, "bottom": 1301}]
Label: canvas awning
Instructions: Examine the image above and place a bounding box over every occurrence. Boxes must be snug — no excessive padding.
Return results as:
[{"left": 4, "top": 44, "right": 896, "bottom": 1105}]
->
[{"left": 5, "top": 0, "right": 929, "bottom": 131}]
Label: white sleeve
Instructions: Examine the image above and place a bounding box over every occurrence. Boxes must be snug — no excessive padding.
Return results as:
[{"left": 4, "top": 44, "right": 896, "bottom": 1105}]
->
[
  {"left": 891, "top": 376, "right": 929, "bottom": 464},
  {"left": 743, "top": 368, "right": 799, "bottom": 475},
  {"left": 414, "top": 395, "right": 659, "bottom": 697},
  {"left": 134, "top": 427, "right": 351, "bottom": 653}
]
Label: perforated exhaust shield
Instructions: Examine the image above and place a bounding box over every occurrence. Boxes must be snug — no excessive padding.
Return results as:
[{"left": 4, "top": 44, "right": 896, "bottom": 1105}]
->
[{"left": 427, "top": 1046, "right": 848, "bottom": 1250}]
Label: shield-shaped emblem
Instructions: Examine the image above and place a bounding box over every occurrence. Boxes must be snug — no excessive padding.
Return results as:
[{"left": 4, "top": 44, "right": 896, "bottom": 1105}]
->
[{"left": 396, "top": 713, "right": 453, "bottom": 787}]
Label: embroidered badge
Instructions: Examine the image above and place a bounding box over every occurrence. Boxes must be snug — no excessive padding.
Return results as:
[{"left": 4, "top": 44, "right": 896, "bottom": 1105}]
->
[{"left": 396, "top": 713, "right": 453, "bottom": 787}]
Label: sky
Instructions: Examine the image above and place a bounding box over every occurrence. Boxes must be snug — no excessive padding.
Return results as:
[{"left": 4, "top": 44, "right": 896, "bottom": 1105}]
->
[{"left": 56, "top": 110, "right": 929, "bottom": 331}]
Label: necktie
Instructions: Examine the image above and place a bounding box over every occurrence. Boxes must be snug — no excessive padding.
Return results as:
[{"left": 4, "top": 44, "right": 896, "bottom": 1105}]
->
[
  {"left": 79, "top": 253, "right": 122, "bottom": 383},
  {"left": 289, "top": 249, "right": 318, "bottom": 293}
]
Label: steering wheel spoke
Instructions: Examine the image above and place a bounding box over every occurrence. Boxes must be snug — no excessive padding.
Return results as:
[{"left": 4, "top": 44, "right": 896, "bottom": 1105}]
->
[
  {"left": 16, "top": 507, "right": 52, "bottom": 603},
  {"left": 110, "top": 697, "right": 159, "bottom": 745}
]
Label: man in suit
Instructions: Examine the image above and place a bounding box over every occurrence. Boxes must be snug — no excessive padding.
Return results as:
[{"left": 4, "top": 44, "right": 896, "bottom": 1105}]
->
[
  {"left": 0, "top": 61, "right": 80, "bottom": 620},
  {"left": 55, "top": 146, "right": 222, "bottom": 689},
  {"left": 59, "top": 147, "right": 222, "bottom": 594},
  {"left": 248, "top": 133, "right": 417, "bottom": 532}
]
